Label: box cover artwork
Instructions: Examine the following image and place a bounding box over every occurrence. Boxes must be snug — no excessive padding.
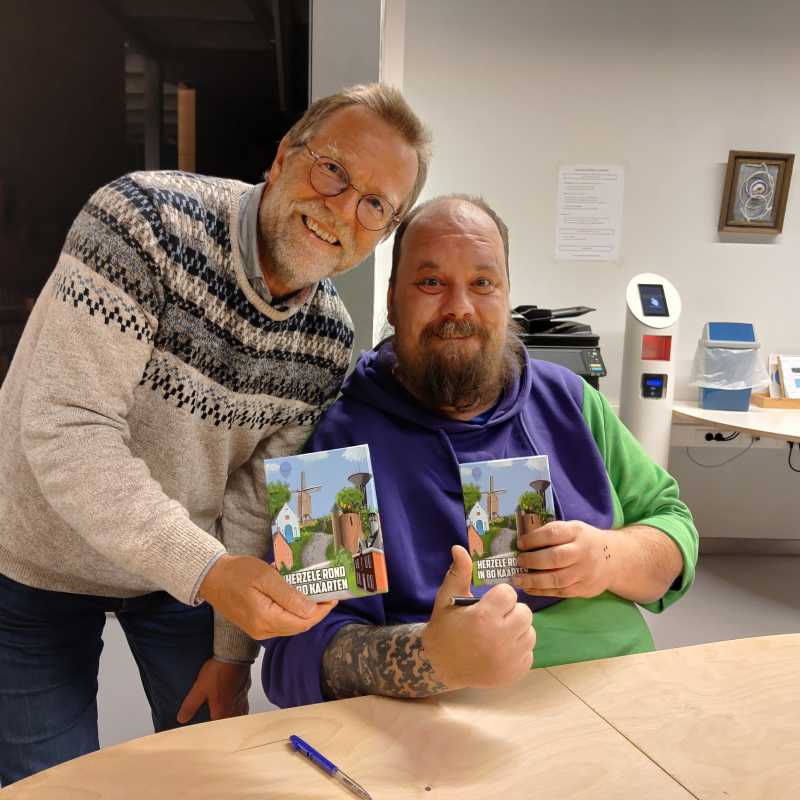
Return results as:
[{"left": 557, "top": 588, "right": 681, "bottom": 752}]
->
[
  {"left": 460, "top": 455, "right": 555, "bottom": 586},
  {"left": 264, "top": 444, "right": 387, "bottom": 601}
]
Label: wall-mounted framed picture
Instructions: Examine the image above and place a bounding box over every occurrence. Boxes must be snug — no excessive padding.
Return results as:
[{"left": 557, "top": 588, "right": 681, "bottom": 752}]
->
[{"left": 718, "top": 150, "right": 794, "bottom": 235}]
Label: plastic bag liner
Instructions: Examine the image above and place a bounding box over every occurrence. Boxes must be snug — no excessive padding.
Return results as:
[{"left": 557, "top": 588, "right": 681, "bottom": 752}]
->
[{"left": 690, "top": 344, "right": 769, "bottom": 391}]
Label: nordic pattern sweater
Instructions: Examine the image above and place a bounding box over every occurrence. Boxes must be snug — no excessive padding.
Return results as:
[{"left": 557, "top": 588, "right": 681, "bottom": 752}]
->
[{"left": 0, "top": 171, "right": 353, "bottom": 661}]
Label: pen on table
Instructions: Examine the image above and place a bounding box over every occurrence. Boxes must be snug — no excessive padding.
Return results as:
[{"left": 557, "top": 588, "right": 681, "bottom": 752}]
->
[
  {"left": 449, "top": 595, "right": 480, "bottom": 606},
  {"left": 289, "top": 734, "right": 372, "bottom": 800}
]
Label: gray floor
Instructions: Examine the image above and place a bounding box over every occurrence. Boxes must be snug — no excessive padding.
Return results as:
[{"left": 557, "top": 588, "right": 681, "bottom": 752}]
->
[
  {"left": 97, "top": 555, "right": 800, "bottom": 748},
  {"left": 646, "top": 555, "right": 800, "bottom": 650}
]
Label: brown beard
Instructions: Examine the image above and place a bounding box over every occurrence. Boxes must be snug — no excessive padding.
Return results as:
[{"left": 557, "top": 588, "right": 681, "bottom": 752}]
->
[{"left": 394, "top": 317, "right": 522, "bottom": 414}]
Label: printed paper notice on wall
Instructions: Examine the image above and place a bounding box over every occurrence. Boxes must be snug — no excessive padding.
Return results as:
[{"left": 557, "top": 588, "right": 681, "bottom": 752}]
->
[{"left": 555, "top": 165, "right": 624, "bottom": 261}]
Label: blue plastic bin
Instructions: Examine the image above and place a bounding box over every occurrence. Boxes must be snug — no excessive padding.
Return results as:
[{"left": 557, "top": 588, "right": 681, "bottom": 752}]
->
[
  {"left": 700, "top": 386, "right": 752, "bottom": 412},
  {"left": 698, "top": 322, "right": 758, "bottom": 412}
]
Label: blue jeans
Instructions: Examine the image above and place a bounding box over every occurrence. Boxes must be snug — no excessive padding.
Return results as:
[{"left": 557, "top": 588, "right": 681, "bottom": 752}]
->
[{"left": 0, "top": 572, "right": 213, "bottom": 786}]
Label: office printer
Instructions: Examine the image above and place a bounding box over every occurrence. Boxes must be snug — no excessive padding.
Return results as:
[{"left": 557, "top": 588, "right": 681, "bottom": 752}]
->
[{"left": 513, "top": 305, "right": 607, "bottom": 388}]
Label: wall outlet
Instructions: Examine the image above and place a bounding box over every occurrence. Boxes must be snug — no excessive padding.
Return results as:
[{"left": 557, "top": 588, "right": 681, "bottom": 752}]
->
[{"left": 671, "top": 425, "right": 785, "bottom": 450}]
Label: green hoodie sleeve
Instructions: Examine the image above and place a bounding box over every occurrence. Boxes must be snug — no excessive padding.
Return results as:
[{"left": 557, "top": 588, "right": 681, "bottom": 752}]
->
[{"left": 581, "top": 381, "right": 699, "bottom": 612}]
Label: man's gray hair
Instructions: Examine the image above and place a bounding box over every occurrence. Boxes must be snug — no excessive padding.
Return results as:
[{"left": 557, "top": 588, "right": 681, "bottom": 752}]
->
[
  {"left": 389, "top": 194, "right": 510, "bottom": 286},
  {"left": 282, "top": 84, "right": 432, "bottom": 217}
]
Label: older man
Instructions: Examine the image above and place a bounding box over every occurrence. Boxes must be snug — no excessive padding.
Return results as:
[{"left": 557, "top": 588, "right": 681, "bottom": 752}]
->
[
  {"left": 0, "top": 84, "right": 430, "bottom": 784},
  {"left": 262, "top": 195, "right": 698, "bottom": 707}
]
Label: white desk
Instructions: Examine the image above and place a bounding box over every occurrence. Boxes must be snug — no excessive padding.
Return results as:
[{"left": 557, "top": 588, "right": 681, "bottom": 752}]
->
[
  {"left": 673, "top": 400, "right": 800, "bottom": 444},
  {"left": 672, "top": 400, "right": 800, "bottom": 555}
]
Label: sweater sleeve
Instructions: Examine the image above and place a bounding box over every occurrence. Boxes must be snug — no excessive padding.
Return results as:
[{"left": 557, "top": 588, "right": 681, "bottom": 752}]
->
[
  {"left": 19, "top": 179, "right": 224, "bottom": 605},
  {"left": 581, "top": 382, "right": 699, "bottom": 612},
  {"left": 214, "top": 415, "right": 326, "bottom": 663}
]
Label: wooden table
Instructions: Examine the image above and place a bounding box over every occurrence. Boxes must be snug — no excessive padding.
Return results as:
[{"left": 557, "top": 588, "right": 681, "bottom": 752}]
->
[
  {"left": 4, "top": 635, "right": 798, "bottom": 799},
  {"left": 551, "top": 633, "right": 800, "bottom": 800}
]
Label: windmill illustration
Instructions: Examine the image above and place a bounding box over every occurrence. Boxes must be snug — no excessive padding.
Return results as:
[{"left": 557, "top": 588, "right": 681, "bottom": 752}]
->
[
  {"left": 292, "top": 471, "right": 321, "bottom": 523},
  {"left": 481, "top": 475, "right": 506, "bottom": 520}
]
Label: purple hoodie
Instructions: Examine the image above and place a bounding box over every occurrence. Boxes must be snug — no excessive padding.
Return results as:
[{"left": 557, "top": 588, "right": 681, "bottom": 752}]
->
[{"left": 261, "top": 343, "right": 615, "bottom": 708}]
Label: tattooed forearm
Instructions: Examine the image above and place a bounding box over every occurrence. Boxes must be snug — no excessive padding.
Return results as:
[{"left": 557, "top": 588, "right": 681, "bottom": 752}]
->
[{"left": 321, "top": 623, "right": 449, "bottom": 700}]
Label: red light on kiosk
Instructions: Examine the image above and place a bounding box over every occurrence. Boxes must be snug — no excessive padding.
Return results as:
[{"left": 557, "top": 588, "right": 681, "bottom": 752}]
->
[{"left": 641, "top": 335, "right": 671, "bottom": 361}]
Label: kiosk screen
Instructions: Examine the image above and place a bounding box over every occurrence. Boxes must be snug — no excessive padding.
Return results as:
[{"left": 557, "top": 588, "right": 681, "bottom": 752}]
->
[{"left": 638, "top": 284, "right": 669, "bottom": 317}]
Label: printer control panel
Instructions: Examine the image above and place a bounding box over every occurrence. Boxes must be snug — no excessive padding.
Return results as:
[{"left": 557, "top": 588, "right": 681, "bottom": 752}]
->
[{"left": 581, "top": 348, "right": 607, "bottom": 378}]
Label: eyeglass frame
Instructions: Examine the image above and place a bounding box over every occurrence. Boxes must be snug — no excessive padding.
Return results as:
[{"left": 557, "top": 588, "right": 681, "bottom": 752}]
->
[{"left": 301, "top": 143, "right": 403, "bottom": 231}]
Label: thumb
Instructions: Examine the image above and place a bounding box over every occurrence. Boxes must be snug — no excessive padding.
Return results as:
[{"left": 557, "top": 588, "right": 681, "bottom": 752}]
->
[
  {"left": 433, "top": 545, "right": 473, "bottom": 614},
  {"left": 256, "top": 563, "right": 316, "bottom": 618}
]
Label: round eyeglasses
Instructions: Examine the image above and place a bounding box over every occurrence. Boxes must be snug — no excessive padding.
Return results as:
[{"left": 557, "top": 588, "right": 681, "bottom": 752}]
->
[{"left": 303, "top": 144, "right": 400, "bottom": 231}]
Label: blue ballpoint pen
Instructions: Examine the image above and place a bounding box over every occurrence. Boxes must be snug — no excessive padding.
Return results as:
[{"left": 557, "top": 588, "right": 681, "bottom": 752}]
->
[{"left": 289, "top": 734, "right": 373, "bottom": 800}]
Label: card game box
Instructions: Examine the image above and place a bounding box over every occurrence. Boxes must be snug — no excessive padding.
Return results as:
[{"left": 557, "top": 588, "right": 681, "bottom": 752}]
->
[
  {"left": 459, "top": 455, "right": 555, "bottom": 586},
  {"left": 264, "top": 444, "right": 388, "bottom": 601}
]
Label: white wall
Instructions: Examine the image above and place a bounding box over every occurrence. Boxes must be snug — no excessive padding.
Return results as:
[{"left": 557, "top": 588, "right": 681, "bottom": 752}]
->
[
  {"left": 400, "top": 0, "right": 800, "bottom": 540},
  {"left": 402, "top": 0, "right": 799, "bottom": 397}
]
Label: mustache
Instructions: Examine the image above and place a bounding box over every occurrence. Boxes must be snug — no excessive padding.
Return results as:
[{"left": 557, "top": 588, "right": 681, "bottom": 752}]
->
[{"left": 421, "top": 317, "right": 490, "bottom": 342}]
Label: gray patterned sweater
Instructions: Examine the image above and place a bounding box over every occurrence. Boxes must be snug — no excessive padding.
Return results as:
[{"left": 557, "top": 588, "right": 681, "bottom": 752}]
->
[{"left": 0, "top": 171, "right": 354, "bottom": 662}]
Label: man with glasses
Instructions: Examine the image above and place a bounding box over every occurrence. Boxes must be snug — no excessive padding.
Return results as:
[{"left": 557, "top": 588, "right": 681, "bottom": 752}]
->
[{"left": 0, "top": 84, "right": 430, "bottom": 785}]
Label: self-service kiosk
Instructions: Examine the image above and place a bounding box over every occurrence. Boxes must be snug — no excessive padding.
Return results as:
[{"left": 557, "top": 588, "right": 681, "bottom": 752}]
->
[{"left": 619, "top": 273, "right": 682, "bottom": 469}]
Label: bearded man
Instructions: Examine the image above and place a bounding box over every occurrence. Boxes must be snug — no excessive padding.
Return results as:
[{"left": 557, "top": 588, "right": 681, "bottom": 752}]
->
[{"left": 261, "top": 195, "right": 698, "bottom": 707}]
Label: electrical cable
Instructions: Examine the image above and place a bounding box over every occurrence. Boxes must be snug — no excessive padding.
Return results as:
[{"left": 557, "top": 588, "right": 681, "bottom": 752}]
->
[
  {"left": 789, "top": 442, "right": 800, "bottom": 473},
  {"left": 685, "top": 436, "right": 755, "bottom": 468}
]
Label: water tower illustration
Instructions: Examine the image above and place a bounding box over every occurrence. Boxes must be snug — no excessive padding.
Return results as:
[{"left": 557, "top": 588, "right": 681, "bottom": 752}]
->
[
  {"left": 530, "top": 479, "right": 551, "bottom": 506},
  {"left": 516, "top": 478, "right": 551, "bottom": 535},
  {"left": 332, "top": 470, "right": 372, "bottom": 554},
  {"left": 348, "top": 470, "right": 372, "bottom": 505}
]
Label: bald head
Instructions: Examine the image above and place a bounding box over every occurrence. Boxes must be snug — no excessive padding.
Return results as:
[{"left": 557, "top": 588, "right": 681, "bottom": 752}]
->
[
  {"left": 385, "top": 194, "right": 518, "bottom": 417},
  {"left": 390, "top": 194, "right": 509, "bottom": 286}
]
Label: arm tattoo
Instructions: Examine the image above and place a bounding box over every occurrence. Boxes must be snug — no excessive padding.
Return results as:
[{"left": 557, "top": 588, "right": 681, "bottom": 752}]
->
[{"left": 321, "top": 623, "right": 449, "bottom": 700}]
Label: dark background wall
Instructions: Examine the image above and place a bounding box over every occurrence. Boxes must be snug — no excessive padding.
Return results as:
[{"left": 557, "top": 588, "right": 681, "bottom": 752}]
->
[
  {"left": 1, "top": 2, "right": 127, "bottom": 298},
  {"left": 0, "top": 0, "right": 309, "bottom": 379}
]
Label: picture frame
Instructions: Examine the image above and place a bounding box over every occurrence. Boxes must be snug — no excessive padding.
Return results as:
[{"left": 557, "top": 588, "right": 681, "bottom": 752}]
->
[{"left": 718, "top": 150, "right": 794, "bottom": 235}]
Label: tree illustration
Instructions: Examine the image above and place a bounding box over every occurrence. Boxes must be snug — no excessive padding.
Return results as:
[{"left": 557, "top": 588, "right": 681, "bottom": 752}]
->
[
  {"left": 336, "top": 486, "right": 364, "bottom": 513},
  {"left": 518, "top": 491, "right": 553, "bottom": 522},
  {"left": 518, "top": 491, "right": 544, "bottom": 514},
  {"left": 462, "top": 482, "right": 481, "bottom": 516},
  {"left": 268, "top": 481, "right": 291, "bottom": 519}
]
